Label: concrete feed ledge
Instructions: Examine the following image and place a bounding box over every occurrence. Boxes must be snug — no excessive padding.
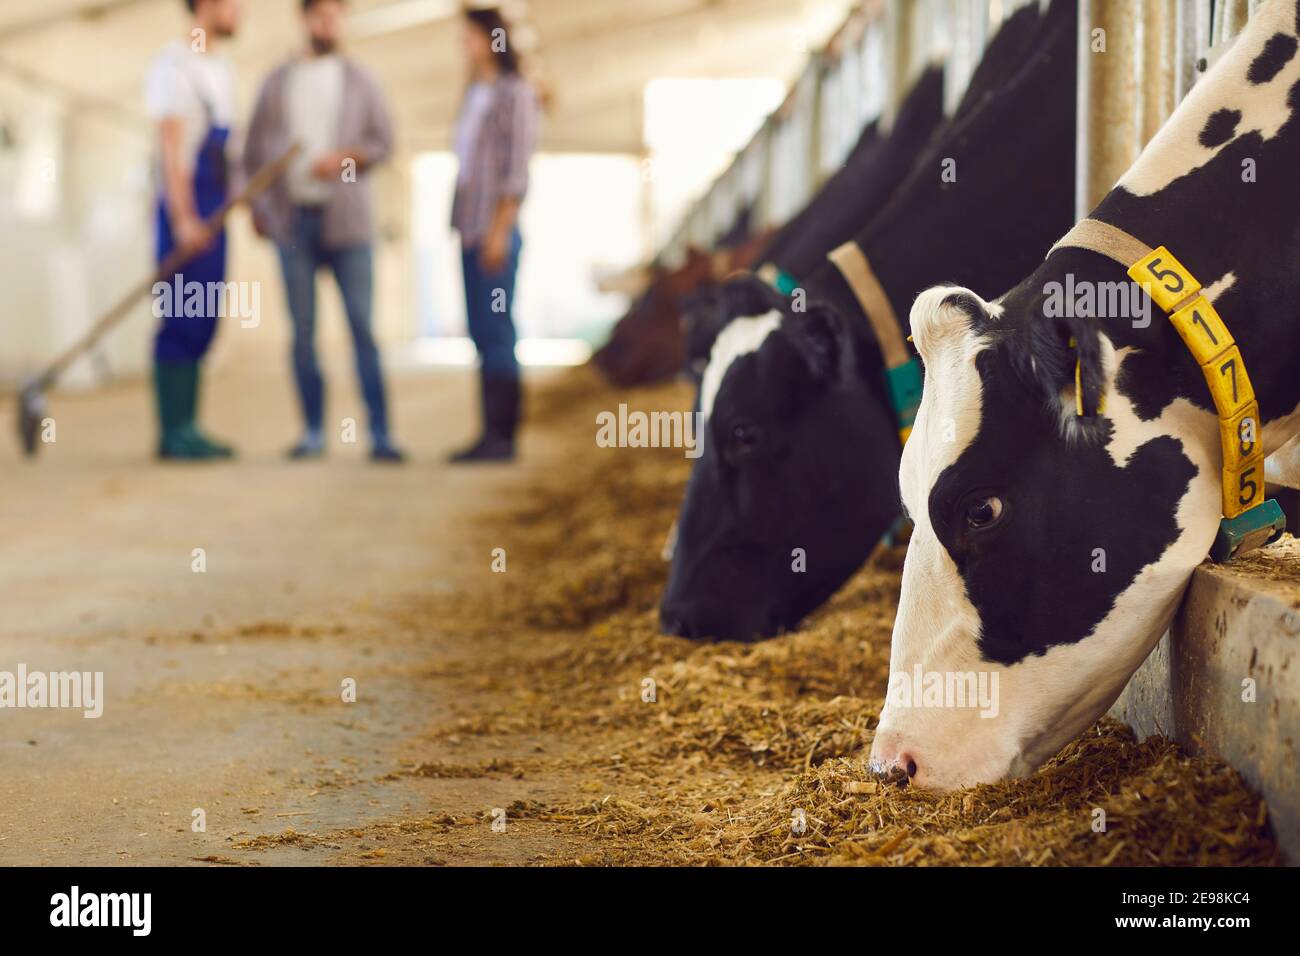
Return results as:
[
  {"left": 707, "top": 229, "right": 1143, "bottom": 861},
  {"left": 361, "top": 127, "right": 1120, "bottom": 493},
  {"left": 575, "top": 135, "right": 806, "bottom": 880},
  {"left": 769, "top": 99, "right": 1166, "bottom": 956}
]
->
[{"left": 1111, "top": 535, "right": 1300, "bottom": 863}]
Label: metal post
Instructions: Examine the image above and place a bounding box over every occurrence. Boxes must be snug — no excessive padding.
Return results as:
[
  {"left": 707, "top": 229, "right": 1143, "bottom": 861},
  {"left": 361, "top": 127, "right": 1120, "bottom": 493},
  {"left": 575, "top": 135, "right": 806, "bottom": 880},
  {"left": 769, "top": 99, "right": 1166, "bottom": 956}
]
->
[
  {"left": 808, "top": 57, "right": 827, "bottom": 189},
  {"left": 861, "top": 13, "right": 885, "bottom": 125},
  {"left": 1173, "top": 0, "right": 1202, "bottom": 102},
  {"left": 1216, "top": 0, "right": 1251, "bottom": 44},
  {"left": 1137, "top": 0, "right": 1178, "bottom": 145},
  {"left": 945, "top": 0, "right": 989, "bottom": 116},
  {"left": 760, "top": 119, "right": 779, "bottom": 231},
  {"left": 1076, "top": 0, "right": 1143, "bottom": 218},
  {"left": 883, "top": 0, "right": 916, "bottom": 130}
]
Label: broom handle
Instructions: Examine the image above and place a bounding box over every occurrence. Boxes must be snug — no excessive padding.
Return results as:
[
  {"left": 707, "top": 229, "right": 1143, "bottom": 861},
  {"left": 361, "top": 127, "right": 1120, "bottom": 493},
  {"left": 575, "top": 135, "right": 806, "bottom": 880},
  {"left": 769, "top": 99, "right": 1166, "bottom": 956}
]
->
[{"left": 34, "top": 144, "right": 301, "bottom": 391}]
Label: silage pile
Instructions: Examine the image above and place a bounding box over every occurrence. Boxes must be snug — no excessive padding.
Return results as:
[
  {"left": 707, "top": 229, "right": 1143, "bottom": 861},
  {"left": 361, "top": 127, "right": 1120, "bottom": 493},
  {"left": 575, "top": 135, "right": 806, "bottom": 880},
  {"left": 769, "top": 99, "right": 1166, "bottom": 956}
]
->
[{"left": 429, "top": 368, "right": 1280, "bottom": 866}]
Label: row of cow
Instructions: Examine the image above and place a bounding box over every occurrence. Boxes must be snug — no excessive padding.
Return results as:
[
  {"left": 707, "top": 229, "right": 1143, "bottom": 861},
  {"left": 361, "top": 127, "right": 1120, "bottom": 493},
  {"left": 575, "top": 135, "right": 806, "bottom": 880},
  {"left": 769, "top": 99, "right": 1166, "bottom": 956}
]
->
[{"left": 595, "top": 0, "right": 1300, "bottom": 789}]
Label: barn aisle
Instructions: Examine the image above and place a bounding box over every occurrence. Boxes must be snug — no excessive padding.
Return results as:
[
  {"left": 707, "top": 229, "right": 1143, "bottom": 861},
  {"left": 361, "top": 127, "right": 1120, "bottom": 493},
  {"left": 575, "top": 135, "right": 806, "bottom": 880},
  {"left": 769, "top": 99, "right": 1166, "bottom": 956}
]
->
[
  {"left": 0, "top": 359, "right": 1284, "bottom": 868},
  {"left": 0, "top": 362, "right": 605, "bottom": 865}
]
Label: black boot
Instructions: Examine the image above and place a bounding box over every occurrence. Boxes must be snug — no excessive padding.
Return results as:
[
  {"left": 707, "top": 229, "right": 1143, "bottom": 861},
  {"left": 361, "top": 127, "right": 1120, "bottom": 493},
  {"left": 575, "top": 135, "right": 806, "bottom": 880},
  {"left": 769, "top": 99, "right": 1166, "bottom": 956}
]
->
[
  {"left": 449, "top": 374, "right": 518, "bottom": 464},
  {"left": 493, "top": 375, "right": 521, "bottom": 444}
]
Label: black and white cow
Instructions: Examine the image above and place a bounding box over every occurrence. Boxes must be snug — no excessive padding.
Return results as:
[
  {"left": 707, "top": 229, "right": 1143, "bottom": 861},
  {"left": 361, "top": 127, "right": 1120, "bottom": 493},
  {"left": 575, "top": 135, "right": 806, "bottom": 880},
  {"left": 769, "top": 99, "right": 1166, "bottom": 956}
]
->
[
  {"left": 874, "top": 0, "right": 1300, "bottom": 788},
  {"left": 767, "top": 67, "right": 945, "bottom": 282},
  {"left": 661, "top": 0, "right": 1077, "bottom": 641},
  {"left": 755, "top": 122, "right": 885, "bottom": 282},
  {"left": 679, "top": 68, "right": 945, "bottom": 389}
]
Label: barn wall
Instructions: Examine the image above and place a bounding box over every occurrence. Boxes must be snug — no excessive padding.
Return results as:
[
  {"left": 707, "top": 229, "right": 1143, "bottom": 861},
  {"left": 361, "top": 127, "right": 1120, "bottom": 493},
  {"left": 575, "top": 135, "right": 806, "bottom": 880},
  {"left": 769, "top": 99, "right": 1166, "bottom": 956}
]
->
[{"left": 0, "top": 77, "right": 158, "bottom": 389}]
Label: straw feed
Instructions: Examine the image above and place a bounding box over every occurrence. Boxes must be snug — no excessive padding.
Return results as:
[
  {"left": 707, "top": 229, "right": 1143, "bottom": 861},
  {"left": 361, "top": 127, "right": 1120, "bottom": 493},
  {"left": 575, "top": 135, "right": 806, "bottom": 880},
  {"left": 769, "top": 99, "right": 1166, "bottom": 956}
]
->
[{"left": 404, "top": 368, "right": 1282, "bottom": 866}]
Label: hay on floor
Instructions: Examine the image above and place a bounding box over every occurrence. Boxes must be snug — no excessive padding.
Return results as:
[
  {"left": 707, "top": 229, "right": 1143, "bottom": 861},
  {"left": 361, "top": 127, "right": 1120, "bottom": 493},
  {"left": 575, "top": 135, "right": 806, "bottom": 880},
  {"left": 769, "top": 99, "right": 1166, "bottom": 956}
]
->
[{"left": 424, "top": 369, "right": 1281, "bottom": 866}]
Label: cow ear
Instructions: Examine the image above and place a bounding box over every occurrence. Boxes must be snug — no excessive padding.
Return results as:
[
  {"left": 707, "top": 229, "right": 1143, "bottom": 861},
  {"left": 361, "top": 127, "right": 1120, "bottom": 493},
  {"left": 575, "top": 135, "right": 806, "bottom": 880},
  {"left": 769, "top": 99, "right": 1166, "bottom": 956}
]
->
[
  {"left": 910, "top": 286, "right": 987, "bottom": 358},
  {"left": 681, "top": 287, "right": 725, "bottom": 364},
  {"left": 783, "top": 302, "right": 854, "bottom": 386},
  {"left": 720, "top": 272, "right": 783, "bottom": 318},
  {"left": 677, "top": 287, "right": 710, "bottom": 321},
  {"left": 1022, "top": 313, "right": 1107, "bottom": 420},
  {"left": 682, "top": 275, "right": 785, "bottom": 379}
]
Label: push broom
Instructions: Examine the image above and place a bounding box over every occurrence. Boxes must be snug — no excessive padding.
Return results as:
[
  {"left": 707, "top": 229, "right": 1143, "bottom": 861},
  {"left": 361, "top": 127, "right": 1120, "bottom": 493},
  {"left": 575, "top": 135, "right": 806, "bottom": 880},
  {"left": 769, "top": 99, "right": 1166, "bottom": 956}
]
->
[{"left": 15, "top": 144, "right": 300, "bottom": 458}]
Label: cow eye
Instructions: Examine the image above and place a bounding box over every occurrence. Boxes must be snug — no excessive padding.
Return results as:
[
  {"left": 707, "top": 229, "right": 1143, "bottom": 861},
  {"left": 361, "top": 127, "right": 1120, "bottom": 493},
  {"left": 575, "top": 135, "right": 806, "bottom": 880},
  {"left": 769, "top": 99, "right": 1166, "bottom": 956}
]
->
[
  {"left": 731, "top": 423, "right": 762, "bottom": 452},
  {"left": 964, "top": 495, "right": 1004, "bottom": 530}
]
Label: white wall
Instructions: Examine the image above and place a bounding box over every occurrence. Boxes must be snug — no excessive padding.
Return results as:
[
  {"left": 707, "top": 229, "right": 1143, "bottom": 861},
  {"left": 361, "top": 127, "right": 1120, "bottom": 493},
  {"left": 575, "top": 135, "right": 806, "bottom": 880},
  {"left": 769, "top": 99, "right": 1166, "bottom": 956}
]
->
[
  {"left": 0, "top": 77, "right": 156, "bottom": 389},
  {"left": 411, "top": 151, "right": 642, "bottom": 348}
]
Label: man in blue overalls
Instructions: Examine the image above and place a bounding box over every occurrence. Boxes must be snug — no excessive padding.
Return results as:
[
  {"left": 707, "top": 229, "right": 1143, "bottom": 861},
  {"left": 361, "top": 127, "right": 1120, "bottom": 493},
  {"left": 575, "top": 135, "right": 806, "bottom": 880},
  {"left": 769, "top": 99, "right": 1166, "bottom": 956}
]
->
[{"left": 145, "top": 0, "right": 243, "bottom": 459}]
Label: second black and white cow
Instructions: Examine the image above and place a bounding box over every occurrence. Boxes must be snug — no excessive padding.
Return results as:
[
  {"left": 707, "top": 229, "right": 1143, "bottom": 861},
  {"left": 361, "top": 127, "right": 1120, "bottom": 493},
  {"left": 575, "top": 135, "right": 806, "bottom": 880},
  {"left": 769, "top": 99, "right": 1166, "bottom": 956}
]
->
[
  {"left": 874, "top": 0, "right": 1300, "bottom": 789},
  {"left": 680, "top": 67, "right": 946, "bottom": 389},
  {"left": 661, "top": 0, "right": 1077, "bottom": 641},
  {"left": 765, "top": 67, "right": 945, "bottom": 283}
]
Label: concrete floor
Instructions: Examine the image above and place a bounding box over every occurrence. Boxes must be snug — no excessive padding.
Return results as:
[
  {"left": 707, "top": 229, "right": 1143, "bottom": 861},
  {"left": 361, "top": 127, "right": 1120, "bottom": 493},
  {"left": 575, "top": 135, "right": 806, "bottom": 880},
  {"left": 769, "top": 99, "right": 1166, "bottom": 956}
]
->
[{"left": 0, "top": 359, "right": 578, "bottom": 865}]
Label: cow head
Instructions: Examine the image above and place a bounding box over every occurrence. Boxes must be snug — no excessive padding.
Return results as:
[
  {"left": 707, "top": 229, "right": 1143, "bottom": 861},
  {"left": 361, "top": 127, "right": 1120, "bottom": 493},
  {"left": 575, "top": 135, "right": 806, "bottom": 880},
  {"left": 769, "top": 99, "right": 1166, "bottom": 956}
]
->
[
  {"left": 872, "top": 283, "right": 1222, "bottom": 788},
  {"left": 661, "top": 274, "right": 902, "bottom": 641},
  {"left": 679, "top": 285, "right": 729, "bottom": 388},
  {"left": 667, "top": 246, "right": 720, "bottom": 296}
]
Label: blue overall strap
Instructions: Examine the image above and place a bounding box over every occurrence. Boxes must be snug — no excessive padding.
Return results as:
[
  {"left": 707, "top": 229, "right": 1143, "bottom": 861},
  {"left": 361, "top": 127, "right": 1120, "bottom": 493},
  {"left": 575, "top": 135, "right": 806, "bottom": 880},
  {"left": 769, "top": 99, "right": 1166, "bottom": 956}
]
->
[
  {"left": 187, "top": 73, "right": 231, "bottom": 219},
  {"left": 154, "top": 80, "right": 232, "bottom": 362},
  {"left": 156, "top": 67, "right": 232, "bottom": 258}
]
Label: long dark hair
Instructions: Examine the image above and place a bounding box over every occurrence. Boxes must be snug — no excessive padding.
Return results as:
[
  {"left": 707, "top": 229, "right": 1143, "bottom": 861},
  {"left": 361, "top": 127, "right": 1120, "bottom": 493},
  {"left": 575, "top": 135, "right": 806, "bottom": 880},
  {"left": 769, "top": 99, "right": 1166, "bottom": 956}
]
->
[{"left": 466, "top": 7, "right": 520, "bottom": 76}]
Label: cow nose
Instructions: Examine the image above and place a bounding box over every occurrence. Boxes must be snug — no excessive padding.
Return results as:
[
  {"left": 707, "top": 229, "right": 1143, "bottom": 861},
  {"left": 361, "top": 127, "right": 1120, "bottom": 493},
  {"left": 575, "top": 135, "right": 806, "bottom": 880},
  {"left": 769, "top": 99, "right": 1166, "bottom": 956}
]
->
[
  {"left": 659, "top": 600, "right": 773, "bottom": 642},
  {"left": 660, "top": 606, "right": 688, "bottom": 637},
  {"left": 869, "top": 748, "right": 919, "bottom": 788},
  {"left": 660, "top": 602, "right": 718, "bottom": 638}
]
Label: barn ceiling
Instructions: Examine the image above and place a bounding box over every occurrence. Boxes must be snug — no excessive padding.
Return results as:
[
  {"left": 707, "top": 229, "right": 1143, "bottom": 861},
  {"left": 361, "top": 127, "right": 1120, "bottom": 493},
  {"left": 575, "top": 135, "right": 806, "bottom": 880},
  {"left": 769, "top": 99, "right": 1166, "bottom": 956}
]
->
[{"left": 0, "top": 0, "right": 854, "bottom": 154}]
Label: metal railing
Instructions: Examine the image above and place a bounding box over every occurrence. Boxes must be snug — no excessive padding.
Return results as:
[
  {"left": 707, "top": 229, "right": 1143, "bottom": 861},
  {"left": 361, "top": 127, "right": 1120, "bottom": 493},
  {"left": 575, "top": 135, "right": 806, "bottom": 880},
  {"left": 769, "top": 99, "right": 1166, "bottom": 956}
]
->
[{"left": 659, "top": 0, "right": 1263, "bottom": 267}]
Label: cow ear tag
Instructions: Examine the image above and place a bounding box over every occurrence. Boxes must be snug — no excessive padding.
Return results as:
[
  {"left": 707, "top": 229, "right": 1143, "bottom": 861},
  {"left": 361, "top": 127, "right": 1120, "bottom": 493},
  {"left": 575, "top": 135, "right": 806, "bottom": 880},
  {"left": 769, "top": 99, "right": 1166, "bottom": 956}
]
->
[
  {"left": 1068, "top": 336, "right": 1103, "bottom": 417},
  {"left": 1070, "top": 337, "right": 1085, "bottom": 417},
  {"left": 886, "top": 359, "right": 923, "bottom": 444},
  {"left": 757, "top": 263, "right": 800, "bottom": 296},
  {"left": 882, "top": 514, "right": 914, "bottom": 548}
]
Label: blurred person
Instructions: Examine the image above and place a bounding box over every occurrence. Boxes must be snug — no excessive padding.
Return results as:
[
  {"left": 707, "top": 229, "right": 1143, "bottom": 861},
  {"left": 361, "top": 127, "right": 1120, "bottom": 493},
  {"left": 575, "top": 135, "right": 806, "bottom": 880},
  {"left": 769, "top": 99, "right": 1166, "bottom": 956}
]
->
[
  {"left": 245, "top": 0, "right": 405, "bottom": 463},
  {"left": 448, "top": 7, "right": 541, "bottom": 463},
  {"left": 145, "top": 0, "right": 243, "bottom": 459}
]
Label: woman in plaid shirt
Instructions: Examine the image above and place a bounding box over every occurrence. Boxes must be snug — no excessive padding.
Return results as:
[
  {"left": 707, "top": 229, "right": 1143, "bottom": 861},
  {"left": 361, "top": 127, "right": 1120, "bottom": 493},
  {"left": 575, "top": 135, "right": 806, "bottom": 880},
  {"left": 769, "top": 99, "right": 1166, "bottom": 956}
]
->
[{"left": 449, "top": 7, "right": 541, "bottom": 463}]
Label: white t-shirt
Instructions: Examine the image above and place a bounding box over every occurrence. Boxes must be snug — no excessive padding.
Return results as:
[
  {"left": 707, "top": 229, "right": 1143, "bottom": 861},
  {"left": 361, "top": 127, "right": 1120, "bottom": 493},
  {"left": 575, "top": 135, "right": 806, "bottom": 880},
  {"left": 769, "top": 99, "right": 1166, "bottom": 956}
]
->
[
  {"left": 145, "top": 40, "right": 237, "bottom": 188},
  {"left": 285, "top": 54, "right": 345, "bottom": 205},
  {"left": 455, "top": 82, "right": 494, "bottom": 186}
]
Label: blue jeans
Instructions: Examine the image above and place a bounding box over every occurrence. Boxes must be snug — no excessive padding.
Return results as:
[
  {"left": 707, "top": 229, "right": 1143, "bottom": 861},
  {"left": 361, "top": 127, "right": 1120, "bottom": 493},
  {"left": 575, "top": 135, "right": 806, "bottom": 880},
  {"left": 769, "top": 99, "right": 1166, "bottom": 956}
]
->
[
  {"left": 462, "top": 229, "right": 522, "bottom": 379},
  {"left": 277, "top": 208, "right": 390, "bottom": 441}
]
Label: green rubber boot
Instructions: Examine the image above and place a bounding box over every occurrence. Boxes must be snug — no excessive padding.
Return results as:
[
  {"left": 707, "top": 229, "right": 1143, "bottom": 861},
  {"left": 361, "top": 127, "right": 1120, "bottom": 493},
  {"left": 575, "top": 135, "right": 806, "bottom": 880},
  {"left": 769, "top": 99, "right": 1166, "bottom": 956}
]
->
[
  {"left": 155, "top": 360, "right": 200, "bottom": 459},
  {"left": 181, "top": 362, "right": 235, "bottom": 459},
  {"left": 154, "top": 361, "right": 234, "bottom": 460}
]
